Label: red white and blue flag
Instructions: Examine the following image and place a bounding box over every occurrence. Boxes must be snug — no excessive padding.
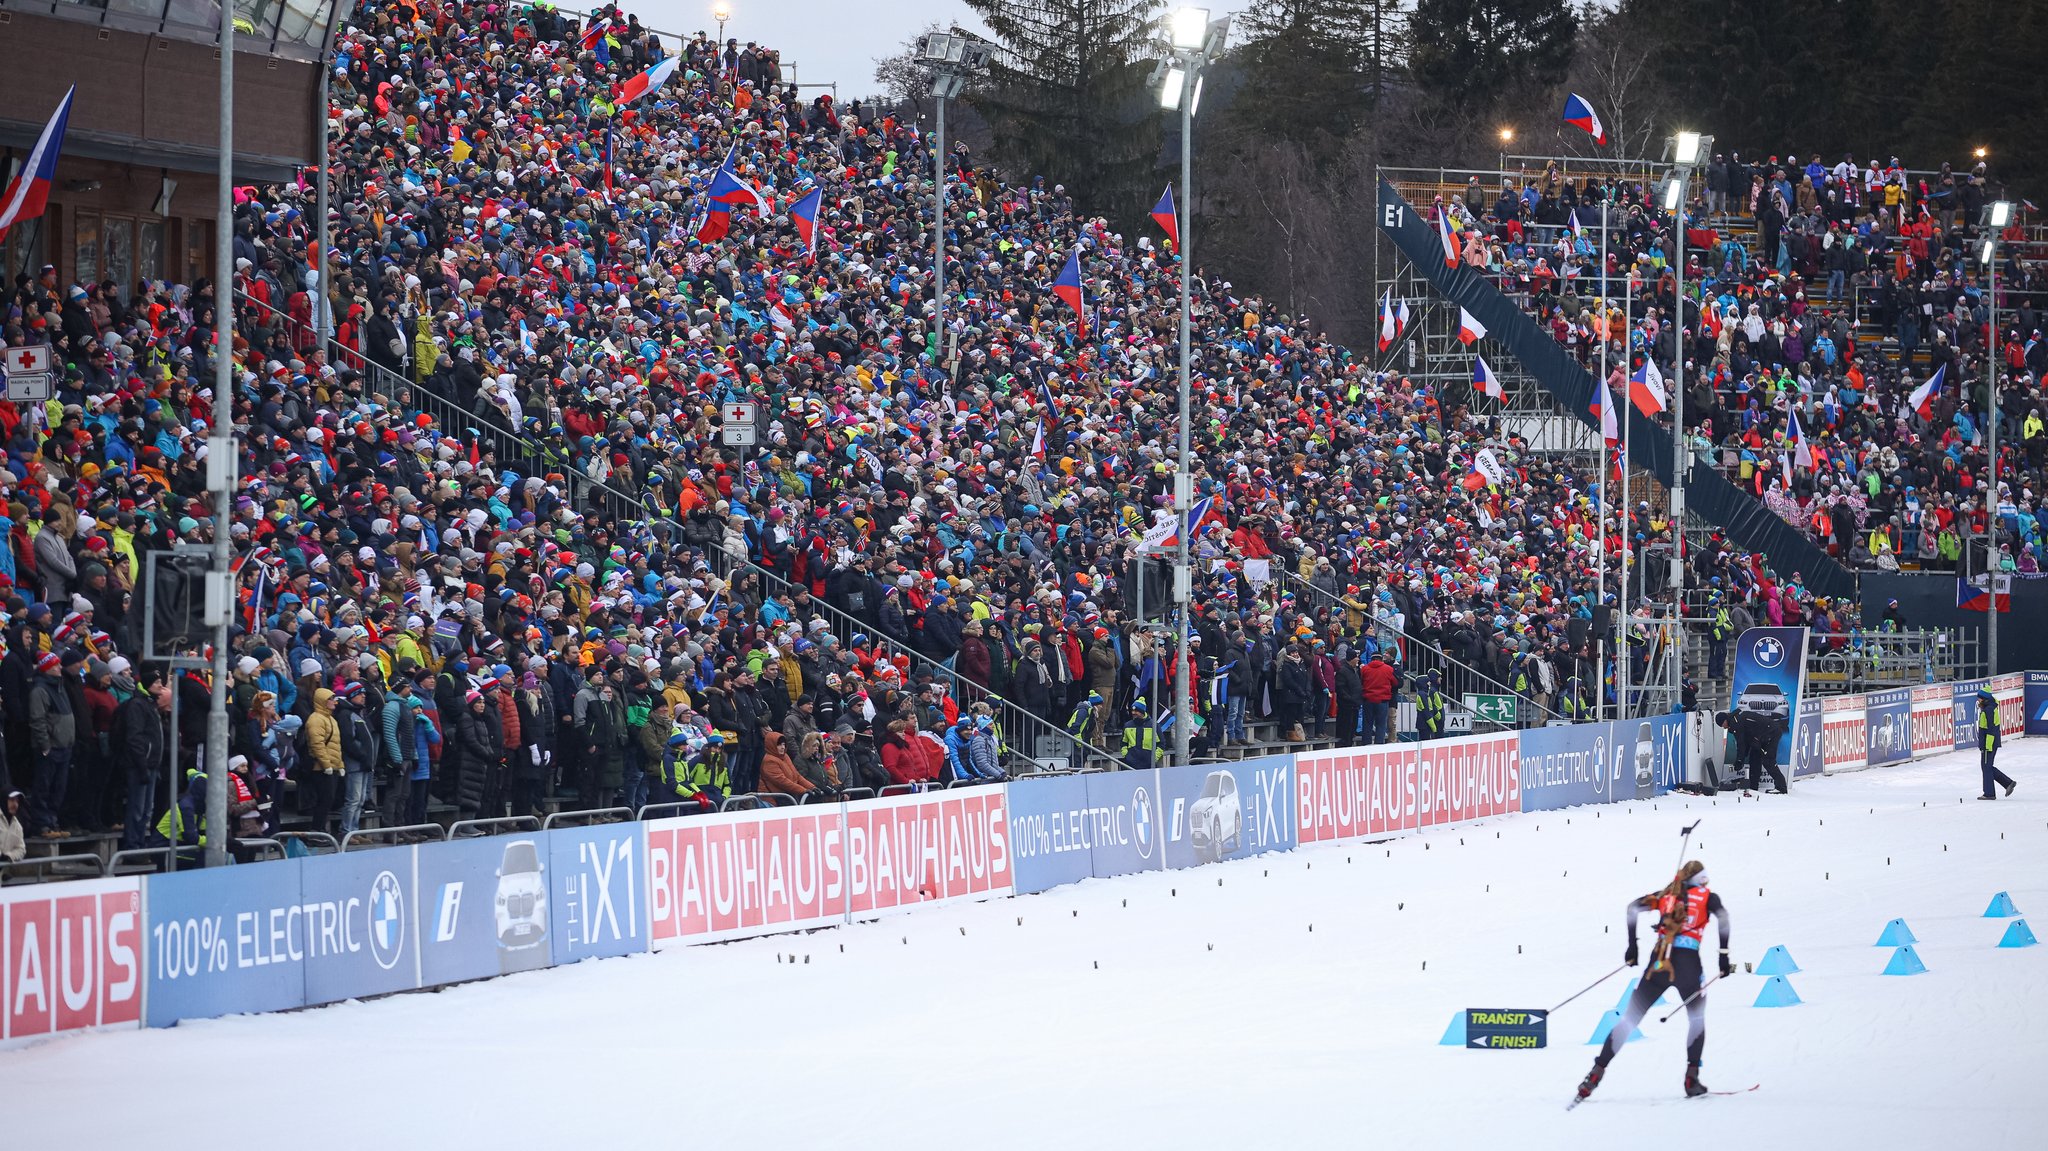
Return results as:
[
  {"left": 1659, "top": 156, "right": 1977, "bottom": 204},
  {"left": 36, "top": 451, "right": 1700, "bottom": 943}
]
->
[
  {"left": 1436, "top": 206, "right": 1459, "bottom": 266},
  {"left": 1151, "top": 185, "right": 1179, "bottom": 249},
  {"left": 617, "top": 55, "right": 681, "bottom": 104},
  {"left": 1561, "top": 93, "right": 1606, "bottom": 146},
  {"left": 1786, "top": 408, "right": 1814, "bottom": 470},
  {"left": 1957, "top": 575, "right": 2010, "bottom": 613},
  {"left": 1473, "top": 355, "right": 1506, "bottom": 401},
  {"left": 1592, "top": 372, "right": 1621, "bottom": 450},
  {"left": 1629, "top": 356, "right": 1667, "bottom": 416},
  {"left": 1457, "top": 308, "right": 1487, "bottom": 345},
  {"left": 0, "top": 85, "right": 75, "bottom": 244},
  {"left": 1908, "top": 363, "right": 1943, "bottom": 420},
  {"left": 789, "top": 185, "right": 823, "bottom": 259},
  {"left": 1053, "top": 247, "right": 1086, "bottom": 334},
  {"left": 1568, "top": 208, "right": 1584, "bottom": 241},
  {"left": 695, "top": 144, "right": 772, "bottom": 242},
  {"left": 1377, "top": 289, "right": 1395, "bottom": 352},
  {"left": 1396, "top": 298, "right": 1411, "bottom": 337}
]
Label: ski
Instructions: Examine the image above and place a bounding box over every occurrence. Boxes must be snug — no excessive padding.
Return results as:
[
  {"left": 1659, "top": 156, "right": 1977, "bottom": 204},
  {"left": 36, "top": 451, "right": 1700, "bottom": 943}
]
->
[{"left": 1570, "top": 1083, "right": 1757, "bottom": 1109}]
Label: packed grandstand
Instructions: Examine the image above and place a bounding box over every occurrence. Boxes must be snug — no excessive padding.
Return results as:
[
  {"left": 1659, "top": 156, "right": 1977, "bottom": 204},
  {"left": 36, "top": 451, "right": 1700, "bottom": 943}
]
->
[{"left": 0, "top": 0, "right": 2041, "bottom": 856}]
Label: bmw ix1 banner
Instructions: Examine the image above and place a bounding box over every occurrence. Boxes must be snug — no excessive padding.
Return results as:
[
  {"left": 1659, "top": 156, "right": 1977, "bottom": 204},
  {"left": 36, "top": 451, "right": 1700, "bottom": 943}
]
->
[{"left": 1728, "top": 627, "right": 1808, "bottom": 780}]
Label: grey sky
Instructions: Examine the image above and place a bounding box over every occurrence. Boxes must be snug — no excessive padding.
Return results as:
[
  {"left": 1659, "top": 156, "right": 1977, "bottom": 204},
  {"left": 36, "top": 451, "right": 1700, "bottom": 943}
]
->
[
  {"left": 627, "top": 0, "right": 988, "bottom": 102},
  {"left": 626, "top": 0, "right": 1251, "bottom": 104}
]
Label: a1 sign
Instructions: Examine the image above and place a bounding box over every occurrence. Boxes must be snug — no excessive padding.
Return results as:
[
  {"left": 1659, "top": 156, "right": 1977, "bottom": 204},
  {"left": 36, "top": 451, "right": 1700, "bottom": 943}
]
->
[{"left": 2, "top": 344, "right": 53, "bottom": 377}]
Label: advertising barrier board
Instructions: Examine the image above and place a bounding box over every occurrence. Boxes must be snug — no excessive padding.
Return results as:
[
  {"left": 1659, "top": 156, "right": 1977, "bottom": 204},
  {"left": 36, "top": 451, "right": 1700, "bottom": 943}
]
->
[
  {"left": 1729, "top": 627, "right": 1808, "bottom": 768},
  {"left": 1006, "top": 774, "right": 1103, "bottom": 895},
  {"left": 298, "top": 849, "right": 420, "bottom": 1008},
  {"left": 1519, "top": 715, "right": 1684, "bottom": 811},
  {"left": 1909, "top": 685, "right": 1954, "bottom": 757},
  {"left": 143, "top": 858, "right": 311, "bottom": 1026},
  {"left": 1791, "top": 696, "right": 1825, "bottom": 778},
  {"left": 1158, "top": 756, "right": 1296, "bottom": 869},
  {"left": 645, "top": 788, "right": 1010, "bottom": 948},
  {"left": 1821, "top": 693, "right": 1868, "bottom": 773},
  {"left": 1, "top": 877, "right": 143, "bottom": 1045},
  {"left": 548, "top": 822, "right": 647, "bottom": 965},
  {"left": 1864, "top": 688, "right": 1913, "bottom": 769},
  {"left": 1079, "top": 770, "right": 1160, "bottom": 880},
  {"left": 2028, "top": 672, "right": 2048, "bottom": 737},
  {"left": 1296, "top": 731, "right": 1520, "bottom": 844},
  {"left": 416, "top": 834, "right": 554, "bottom": 987}
]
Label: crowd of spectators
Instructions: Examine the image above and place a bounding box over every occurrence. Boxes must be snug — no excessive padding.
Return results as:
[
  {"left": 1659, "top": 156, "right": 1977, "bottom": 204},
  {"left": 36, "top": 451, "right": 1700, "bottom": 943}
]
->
[
  {"left": 1439, "top": 152, "right": 2048, "bottom": 581},
  {"left": 12, "top": 0, "right": 2008, "bottom": 853}
]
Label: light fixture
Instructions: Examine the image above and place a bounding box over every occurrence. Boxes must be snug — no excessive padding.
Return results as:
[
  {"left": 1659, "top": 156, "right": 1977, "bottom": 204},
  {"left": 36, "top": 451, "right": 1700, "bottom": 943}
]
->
[
  {"left": 1982, "top": 239, "right": 1997, "bottom": 265},
  {"left": 1190, "top": 73, "right": 1205, "bottom": 116},
  {"left": 1675, "top": 131, "right": 1703, "bottom": 166},
  {"left": 1170, "top": 6, "right": 1209, "bottom": 51},
  {"left": 1975, "top": 146, "right": 1989, "bottom": 160},
  {"left": 1987, "top": 199, "right": 2014, "bottom": 228},
  {"left": 1663, "top": 176, "right": 1684, "bottom": 212},
  {"left": 1158, "top": 65, "right": 1186, "bottom": 110},
  {"left": 712, "top": 2, "right": 729, "bottom": 18},
  {"left": 1499, "top": 126, "right": 1515, "bottom": 143}
]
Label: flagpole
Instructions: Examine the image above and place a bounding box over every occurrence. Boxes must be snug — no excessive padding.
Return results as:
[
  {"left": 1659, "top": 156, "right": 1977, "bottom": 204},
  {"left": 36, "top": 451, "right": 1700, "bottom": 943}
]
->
[
  {"left": 1596, "top": 197, "right": 1608, "bottom": 721},
  {"left": 1619, "top": 272, "right": 1633, "bottom": 720}
]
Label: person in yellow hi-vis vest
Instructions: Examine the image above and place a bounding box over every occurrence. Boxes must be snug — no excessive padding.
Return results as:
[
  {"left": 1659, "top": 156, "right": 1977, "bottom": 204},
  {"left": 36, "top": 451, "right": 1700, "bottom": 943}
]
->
[{"left": 1976, "top": 688, "right": 2016, "bottom": 800}]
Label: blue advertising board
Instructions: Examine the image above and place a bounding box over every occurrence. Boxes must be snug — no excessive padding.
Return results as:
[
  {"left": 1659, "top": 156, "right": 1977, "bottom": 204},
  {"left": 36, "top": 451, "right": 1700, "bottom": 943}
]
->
[
  {"left": 2028, "top": 672, "right": 2048, "bottom": 737},
  {"left": 145, "top": 859, "right": 308, "bottom": 1026},
  {"left": 1518, "top": 716, "right": 1683, "bottom": 811},
  {"left": 1005, "top": 774, "right": 1098, "bottom": 895},
  {"left": 1791, "top": 696, "right": 1825, "bottom": 778},
  {"left": 1157, "top": 756, "right": 1295, "bottom": 869},
  {"left": 417, "top": 834, "right": 554, "bottom": 987},
  {"left": 1082, "top": 770, "right": 1163, "bottom": 880},
  {"left": 1729, "top": 627, "right": 1807, "bottom": 767},
  {"left": 1952, "top": 679, "right": 1987, "bottom": 752},
  {"left": 547, "top": 823, "right": 648, "bottom": 965},
  {"left": 1864, "top": 689, "right": 1913, "bottom": 768},
  {"left": 298, "top": 848, "right": 422, "bottom": 1007}
]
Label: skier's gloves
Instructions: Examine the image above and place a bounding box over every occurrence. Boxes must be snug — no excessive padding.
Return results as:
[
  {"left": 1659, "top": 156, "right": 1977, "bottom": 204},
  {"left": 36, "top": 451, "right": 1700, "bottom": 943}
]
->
[
  {"left": 1718, "top": 950, "right": 1734, "bottom": 978},
  {"left": 1624, "top": 941, "right": 1639, "bottom": 967}
]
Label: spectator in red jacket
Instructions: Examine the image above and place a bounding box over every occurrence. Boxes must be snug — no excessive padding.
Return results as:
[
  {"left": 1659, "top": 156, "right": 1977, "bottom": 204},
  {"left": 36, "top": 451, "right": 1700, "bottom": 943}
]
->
[
  {"left": 1360, "top": 653, "right": 1400, "bottom": 746},
  {"left": 880, "top": 716, "right": 943, "bottom": 787}
]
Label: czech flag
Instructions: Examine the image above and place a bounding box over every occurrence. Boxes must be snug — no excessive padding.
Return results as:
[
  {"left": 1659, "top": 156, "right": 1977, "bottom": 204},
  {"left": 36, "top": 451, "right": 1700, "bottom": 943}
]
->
[
  {"left": 1786, "top": 408, "right": 1814, "bottom": 469},
  {"left": 1473, "top": 355, "right": 1506, "bottom": 401},
  {"left": 1053, "top": 247, "right": 1085, "bottom": 335},
  {"left": 1561, "top": 93, "right": 1606, "bottom": 146},
  {"left": 789, "top": 185, "right": 823, "bottom": 259},
  {"left": 1568, "top": 208, "right": 1584, "bottom": 242},
  {"left": 1031, "top": 419, "right": 1046, "bottom": 459},
  {"left": 1628, "top": 357, "right": 1667, "bottom": 416},
  {"left": 1395, "top": 298, "right": 1411, "bottom": 337},
  {"left": 1436, "top": 207, "right": 1459, "bottom": 266},
  {"left": 1457, "top": 308, "right": 1486, "bottom": 345},
  {"left": 1957, "top": 576, "right": 2010, "bottom": 613},
  {"left": 1908, "top": 363, "right": 1943, "bottom": 420},
  {"left": 1592, "top": 373, "right": 1621, "bottom": 449},
  {"left": 617, "top": 55, "right": 681, "bottom": 104},
  {"left": 695, "top": 144, "right": 771, "bottom": 242},
  {"left": 1377, "top": 289, "right": 1395, "bottom": 352},
  {"left": 1152, "top": 185, "right": 1179, "bottom": 249},
  {"left": 579, "top": 21, "right": 607, "bottom": 51},
  {"left": 0, "top": 86, "right": 75, "bottom": 245}
]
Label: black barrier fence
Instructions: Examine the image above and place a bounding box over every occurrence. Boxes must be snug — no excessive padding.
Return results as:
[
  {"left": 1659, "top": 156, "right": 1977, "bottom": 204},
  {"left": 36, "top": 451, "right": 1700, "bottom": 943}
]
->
[{"left": 1861, "top": 572, "right": 2046, "bottom": 675}]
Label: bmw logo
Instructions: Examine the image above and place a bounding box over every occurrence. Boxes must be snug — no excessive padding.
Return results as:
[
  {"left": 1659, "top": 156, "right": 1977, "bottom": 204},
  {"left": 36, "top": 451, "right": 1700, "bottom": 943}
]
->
[
  {"left": 1753, "top": 636, "right": 1785, "bottom": 667},
  {"left": 369, "top": 871, "right": 406, "bottom": 971},
  {"left": 1131, "top": 786, "right": 1154, "bottom": 860}
]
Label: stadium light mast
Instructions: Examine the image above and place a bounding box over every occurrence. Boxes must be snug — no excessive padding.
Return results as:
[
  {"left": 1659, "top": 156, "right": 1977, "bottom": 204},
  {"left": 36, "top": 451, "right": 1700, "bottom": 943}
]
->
[
  {"left": 713, "top": 1, "right": 730, "bottom": 42},
  {"left": 1665, "top": 131, "right": 1709, "bottom": 610},
  {"left": 205, "top": 0, "right": 238, "bottom": 866},
  {"left": 1980, "top": 198, "right": 2013, "bottom": 673},
  {"left": 1157, "top": 7, "right": 1228, "bottom": 768},
  {"left": 917, "top": 32, "right": 991, "bottom": 378}
]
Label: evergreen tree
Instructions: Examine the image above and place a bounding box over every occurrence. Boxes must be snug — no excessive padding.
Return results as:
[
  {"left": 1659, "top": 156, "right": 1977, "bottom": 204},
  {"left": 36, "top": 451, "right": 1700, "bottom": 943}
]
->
[
  {"left": 1407, "top": 0, "right": 1576, "bottom": 111},
  {"left": 963, "top": 0, "right": 1164, "bottom": 223},
  {"left": 1224, "top": 1, "right": 1408, "bottom": 149}
]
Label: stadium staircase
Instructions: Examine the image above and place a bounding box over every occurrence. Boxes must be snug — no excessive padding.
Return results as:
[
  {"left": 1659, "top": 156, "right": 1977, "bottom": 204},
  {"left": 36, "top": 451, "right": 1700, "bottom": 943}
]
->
[{"left": 1373, "top": 178, "right": 1857, "bottom": 600}]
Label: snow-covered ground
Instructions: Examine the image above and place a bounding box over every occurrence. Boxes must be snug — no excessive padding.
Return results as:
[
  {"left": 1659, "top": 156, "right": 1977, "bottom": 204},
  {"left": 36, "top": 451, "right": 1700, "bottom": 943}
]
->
[{"left": 9, "top": 744, "right": 2045, "bottom": 1148}]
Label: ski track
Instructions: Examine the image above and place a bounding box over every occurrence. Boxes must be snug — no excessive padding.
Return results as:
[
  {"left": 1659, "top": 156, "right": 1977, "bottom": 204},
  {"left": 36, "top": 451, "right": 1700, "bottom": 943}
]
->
[{"left": 7, "top": 743, "right": 2045, "bottom": 1149}]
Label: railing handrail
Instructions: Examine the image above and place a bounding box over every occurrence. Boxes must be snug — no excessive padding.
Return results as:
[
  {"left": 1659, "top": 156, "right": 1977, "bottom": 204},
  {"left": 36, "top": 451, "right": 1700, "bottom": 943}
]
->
[{"left": 1272, "top": 563, "right": 1568, "bottom": 724}]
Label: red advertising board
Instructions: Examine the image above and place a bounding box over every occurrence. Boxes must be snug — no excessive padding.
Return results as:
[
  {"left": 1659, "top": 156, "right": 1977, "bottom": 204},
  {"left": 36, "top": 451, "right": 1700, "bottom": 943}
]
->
[
  {"left": 2, "top": 878, "right": 143, "bottom": 1044},
  {"left": 1992, "top": 674, "right": 2026, "bottom": 737},
  {"left": 1295, "top": 731, "right": 1520, "bottom": 844},
  {"left": 1822, "top": 693, "right": 1868, "bottom": 772},
  {"left": 1910, "top": 685, "right": 1953, "bottom": 756},
  {"left": 645, "top": 789, "right": 1012, "bottom": 946}
]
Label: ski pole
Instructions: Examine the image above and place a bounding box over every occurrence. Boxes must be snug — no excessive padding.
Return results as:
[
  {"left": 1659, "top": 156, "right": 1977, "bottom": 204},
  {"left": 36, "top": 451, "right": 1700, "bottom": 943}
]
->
[
  {"left": 1656, "top": 973, "right": 1723, "bottom": 1023},
  {"left": 1549, "top": 963, "right": 1629, "bottom": 1014}
]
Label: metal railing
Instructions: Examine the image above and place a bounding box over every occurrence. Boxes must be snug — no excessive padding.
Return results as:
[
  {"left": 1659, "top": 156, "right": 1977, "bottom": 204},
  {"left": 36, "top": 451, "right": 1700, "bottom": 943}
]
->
[
  {"left": 1804, "top": 627, "right": 1980, "bottom": 692},
  {"left": 1, "top": 854, "right": 107, "bottom": 885},
  {"left": 541, "top": 807, "right": 635, "bottom": 829},
  {"left": 1271, "top": 564, "right": 1569, "bottom": 725},
  {"left": 341, "top": 824, "right": 448, "bottom": 851},
  {"left": 701, "top": 548, "right": 1128, "bottom": 773},
  {"left": 450, "top": 816, "right": 544, "bottom": 839}
]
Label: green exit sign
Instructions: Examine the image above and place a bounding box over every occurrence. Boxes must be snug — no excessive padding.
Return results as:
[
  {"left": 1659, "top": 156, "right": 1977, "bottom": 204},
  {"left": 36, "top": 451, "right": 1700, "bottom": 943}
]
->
[{"left": 1463, "top": 694, "right": 1517, "bottom": 724}]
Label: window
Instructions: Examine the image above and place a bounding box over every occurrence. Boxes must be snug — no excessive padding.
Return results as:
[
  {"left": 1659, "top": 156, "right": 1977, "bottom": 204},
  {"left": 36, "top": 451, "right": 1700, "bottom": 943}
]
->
[
  {"left": 140, "top": 220, "right": 166, "bottom": 287},
  {"left": 1, "top": 215, "right": 46, "bottom": 282},
  {"left": 107, "top": 216, "right": 136, "bottom": 301},
  {"left": 186, "top": 218, "right": 213, "bottom": 285},
  {"left": 73, "top": 210, "right": 101, "bottom": 287}
]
